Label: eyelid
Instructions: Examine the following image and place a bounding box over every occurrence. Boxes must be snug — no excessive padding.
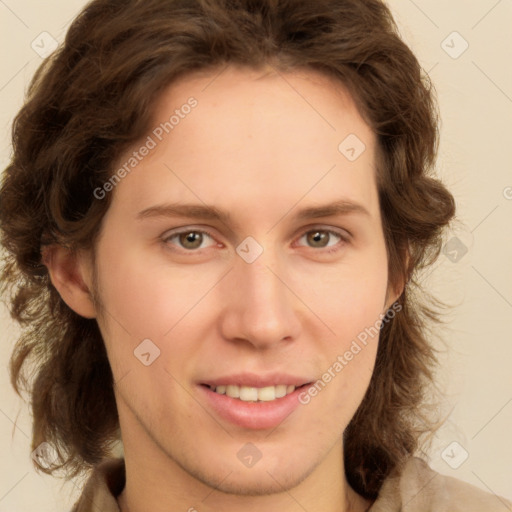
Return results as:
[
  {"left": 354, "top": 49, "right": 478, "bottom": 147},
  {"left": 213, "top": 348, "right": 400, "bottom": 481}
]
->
[{"left": 292, "top": 224, "right": 352, "bottom": 242}]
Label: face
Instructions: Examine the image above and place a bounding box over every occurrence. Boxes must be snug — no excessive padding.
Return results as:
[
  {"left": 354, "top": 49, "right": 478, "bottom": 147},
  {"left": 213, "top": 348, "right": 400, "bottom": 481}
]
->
[{"left": 88, "top": 65, "right": 395, "bottom": 496}]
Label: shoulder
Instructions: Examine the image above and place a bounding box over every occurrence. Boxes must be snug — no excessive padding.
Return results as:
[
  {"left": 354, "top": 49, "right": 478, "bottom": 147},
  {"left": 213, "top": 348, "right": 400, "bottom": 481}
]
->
[{"left": 370, "top": 456, "right": 512, "bottom": 512}]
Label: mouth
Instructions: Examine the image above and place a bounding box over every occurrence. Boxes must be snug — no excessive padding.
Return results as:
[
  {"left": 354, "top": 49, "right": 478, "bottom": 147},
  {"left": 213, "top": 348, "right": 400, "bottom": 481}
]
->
[
  {"left": 201, "top": 383, "right": 308, "bottom": 402},
  {"left": 198, "top": 376, "right": 314, "bottom": 429}
]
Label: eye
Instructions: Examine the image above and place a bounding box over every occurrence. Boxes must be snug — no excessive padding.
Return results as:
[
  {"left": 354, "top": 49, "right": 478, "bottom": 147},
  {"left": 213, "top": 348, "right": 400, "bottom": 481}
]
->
[
  {"left": 163, "top": 229, "right": 218, "bottom": 251},
  {"left": 162, "top": 226, "right": 349, "bottom": 254},
  {"left": 296, "top": 228, "right": 348, "bottom": 253}
]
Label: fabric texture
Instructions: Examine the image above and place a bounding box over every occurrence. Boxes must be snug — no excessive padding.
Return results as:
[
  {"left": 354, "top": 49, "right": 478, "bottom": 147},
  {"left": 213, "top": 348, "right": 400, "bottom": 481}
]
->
[{"left": 72, "top": 456, "right": 511, "bottom": 512}]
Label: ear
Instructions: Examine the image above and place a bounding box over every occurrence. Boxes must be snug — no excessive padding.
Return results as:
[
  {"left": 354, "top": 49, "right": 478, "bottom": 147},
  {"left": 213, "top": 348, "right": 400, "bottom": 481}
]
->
[
  {"left": 42, "top": 245, "right": 97, "bottom": 319},
  {"left": 383, "top": 246, "right": 410, "bottom": 311},
  {"left": 384, "top": 282, "right": 404, "bottom": 312}
]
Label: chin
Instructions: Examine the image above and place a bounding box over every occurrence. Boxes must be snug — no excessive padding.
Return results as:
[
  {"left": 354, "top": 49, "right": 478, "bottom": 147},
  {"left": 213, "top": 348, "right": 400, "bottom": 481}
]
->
[{"left": 193, "top": 464, "right": 313, "bottom": 497}]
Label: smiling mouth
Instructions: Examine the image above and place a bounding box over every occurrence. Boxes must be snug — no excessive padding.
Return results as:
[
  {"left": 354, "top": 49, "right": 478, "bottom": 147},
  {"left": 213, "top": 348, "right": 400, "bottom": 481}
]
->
[{"left": 201, "top": 383, "right": 311, "bottom": 402}]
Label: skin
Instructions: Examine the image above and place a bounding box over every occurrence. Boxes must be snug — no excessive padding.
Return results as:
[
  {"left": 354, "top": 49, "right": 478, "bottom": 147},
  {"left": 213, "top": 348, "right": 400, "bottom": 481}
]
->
[{"left": 45, "top": 65, "right": 404, "bottom": 512}]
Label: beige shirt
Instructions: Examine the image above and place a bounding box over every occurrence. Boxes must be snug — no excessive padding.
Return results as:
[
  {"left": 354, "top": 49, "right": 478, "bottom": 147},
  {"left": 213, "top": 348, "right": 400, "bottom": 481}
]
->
[{"left": 72, "top": 456, "right": 511, "bottom": 511}]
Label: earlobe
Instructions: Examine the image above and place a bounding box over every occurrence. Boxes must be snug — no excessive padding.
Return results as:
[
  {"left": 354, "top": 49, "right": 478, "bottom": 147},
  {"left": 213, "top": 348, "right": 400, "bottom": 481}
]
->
[{"left": 42, "top": 245, "right": 97, "bottom": 319}]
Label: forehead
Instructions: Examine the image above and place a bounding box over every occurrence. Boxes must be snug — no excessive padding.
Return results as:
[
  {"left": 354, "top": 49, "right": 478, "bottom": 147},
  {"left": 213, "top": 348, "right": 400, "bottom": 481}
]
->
[{"left": 106, "top": 65, "right": 379, "bottom": 225}]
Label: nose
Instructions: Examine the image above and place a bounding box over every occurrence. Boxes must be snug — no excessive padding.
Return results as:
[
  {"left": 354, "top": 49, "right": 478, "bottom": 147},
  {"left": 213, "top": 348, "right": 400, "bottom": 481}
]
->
[{"left": 218, "top": 246, "right": 302, "bottom": 349}]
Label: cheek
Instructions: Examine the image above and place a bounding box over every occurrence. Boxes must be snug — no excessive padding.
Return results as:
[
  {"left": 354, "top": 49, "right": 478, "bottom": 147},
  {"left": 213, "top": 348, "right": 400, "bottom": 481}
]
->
[
  {"left": 290, "top": 244, "right": 388, "bottom": 410},
  {"left": 297, "top": 266, "right": 385, "bottom": 428},
  {"left": 93, "top": 243, "right": 216, "bottom": 401},
  {"left": 95, "top": 240, "right": 222, "bottom": 340},
  {"left": 292, "top": 247, "right": 389, "bottom": 342}
]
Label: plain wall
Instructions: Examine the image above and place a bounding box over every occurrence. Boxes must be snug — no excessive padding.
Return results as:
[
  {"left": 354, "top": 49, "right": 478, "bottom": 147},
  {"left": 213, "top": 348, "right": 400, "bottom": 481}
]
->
[{"left": 0, "top": 1, "right": 511, "bottom": 510}]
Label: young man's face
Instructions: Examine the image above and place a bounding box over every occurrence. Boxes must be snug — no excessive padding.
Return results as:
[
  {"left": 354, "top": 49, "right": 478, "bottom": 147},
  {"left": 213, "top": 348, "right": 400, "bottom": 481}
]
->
[{"left": 87, "top": 66, "right": 397, "bottom": 498}]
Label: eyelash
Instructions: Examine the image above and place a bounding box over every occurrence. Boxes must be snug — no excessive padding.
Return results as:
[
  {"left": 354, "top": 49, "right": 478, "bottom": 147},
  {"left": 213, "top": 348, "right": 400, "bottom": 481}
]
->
[{"left": 162, "top": 226, "right": 350, "bottom": 255}]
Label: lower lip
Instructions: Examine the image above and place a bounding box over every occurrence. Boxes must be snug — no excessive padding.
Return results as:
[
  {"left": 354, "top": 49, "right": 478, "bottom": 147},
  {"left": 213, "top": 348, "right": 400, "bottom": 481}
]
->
[{"left": 198, "top": 384, "right": 309, "bottom": 430}]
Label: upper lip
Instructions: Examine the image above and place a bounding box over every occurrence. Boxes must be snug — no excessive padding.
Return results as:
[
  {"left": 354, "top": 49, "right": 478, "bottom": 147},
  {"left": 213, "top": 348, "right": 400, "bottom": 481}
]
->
[{"left": 200, "top": 373, "right": 313, "bottom": 388}]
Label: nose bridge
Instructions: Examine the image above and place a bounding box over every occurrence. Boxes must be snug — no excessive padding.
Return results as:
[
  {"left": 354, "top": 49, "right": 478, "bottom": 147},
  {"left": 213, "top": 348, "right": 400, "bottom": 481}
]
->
[
  {"left": 240, "top": 253, "right": 283, "bottom": 306},
  {"left": 220, "top": 243, "right": 300, "bottom": 346}
]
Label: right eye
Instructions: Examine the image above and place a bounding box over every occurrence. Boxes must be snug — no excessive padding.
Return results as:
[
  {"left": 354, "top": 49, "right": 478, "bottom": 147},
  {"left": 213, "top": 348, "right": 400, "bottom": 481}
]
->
[{"left": 162, "top": 228, "right": 219, "bottom": 251}]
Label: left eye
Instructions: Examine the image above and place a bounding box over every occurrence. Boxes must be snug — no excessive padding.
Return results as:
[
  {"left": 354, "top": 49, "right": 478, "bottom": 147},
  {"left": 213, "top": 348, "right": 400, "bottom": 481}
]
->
[{"left": 296, "top": 229, "right": 346, "bottom": 250}]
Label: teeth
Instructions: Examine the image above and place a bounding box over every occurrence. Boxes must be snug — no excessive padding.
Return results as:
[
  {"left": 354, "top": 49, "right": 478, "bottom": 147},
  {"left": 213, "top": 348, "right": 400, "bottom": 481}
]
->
[
  {"left": 226, "top": 385, "right": 239, "bottom": 398},
  {"left": 240, "top": 386, "right": 258, "bottom": 401},
  {"left": 275, "top": 385, "right": 287, "bottom": 398},
  {"left": 215, "top": 385, "right": 226, "bottom": 394},
  {"left": 213, "top": 384, "right": 297, "bottom": 402}
]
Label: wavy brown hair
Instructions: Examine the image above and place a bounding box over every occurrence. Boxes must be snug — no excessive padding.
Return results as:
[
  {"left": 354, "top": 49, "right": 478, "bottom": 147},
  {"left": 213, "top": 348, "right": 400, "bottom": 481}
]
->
[{"left": 0, "top": 0, "right": 456, "bottom": 500}]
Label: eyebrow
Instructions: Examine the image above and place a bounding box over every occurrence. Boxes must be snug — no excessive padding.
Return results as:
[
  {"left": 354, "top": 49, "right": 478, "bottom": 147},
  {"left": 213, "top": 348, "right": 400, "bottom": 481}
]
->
[{"left": 136, "top": 199, "right": 370, "bottom": 227}]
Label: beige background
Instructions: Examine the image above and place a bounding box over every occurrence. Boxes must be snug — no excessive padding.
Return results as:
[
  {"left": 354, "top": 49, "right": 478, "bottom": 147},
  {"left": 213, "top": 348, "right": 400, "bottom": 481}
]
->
[{"left": 1, "top": 0, "right": 511, "bottom": 510}]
